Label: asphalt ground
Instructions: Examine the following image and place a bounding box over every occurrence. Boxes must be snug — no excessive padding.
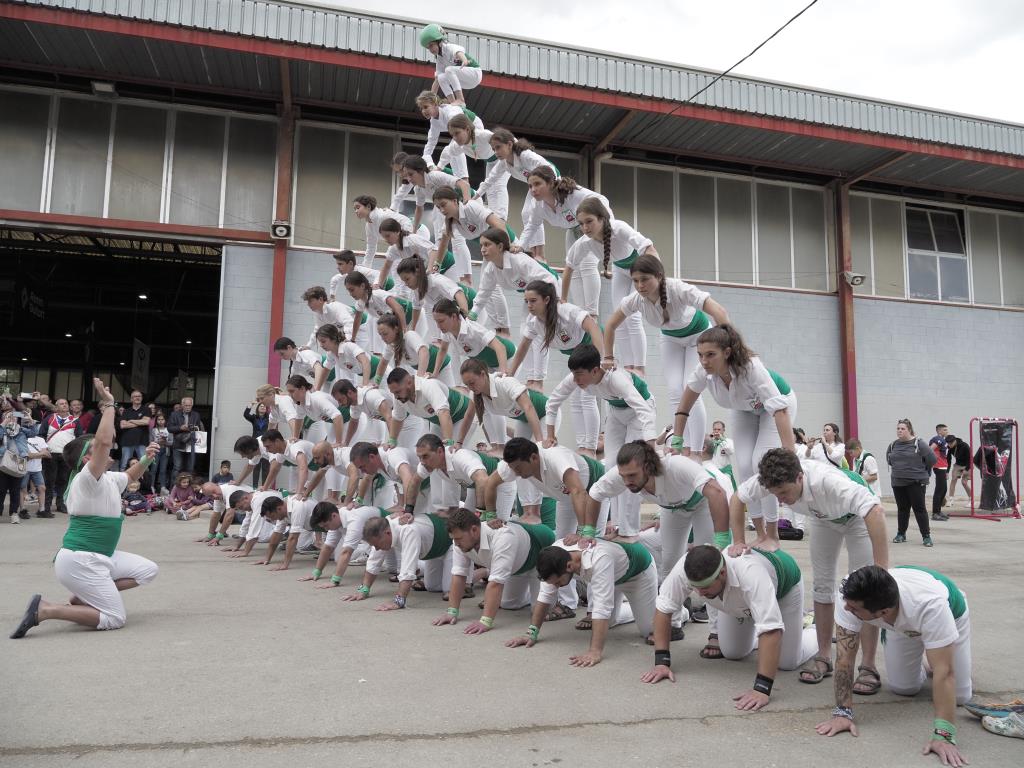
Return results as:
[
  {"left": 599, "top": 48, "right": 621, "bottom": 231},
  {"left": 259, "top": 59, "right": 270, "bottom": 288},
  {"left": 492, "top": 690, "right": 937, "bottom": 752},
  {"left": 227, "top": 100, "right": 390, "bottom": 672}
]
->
[{"left": 1, "top": 501, "right": 1021, "bottom": 767}]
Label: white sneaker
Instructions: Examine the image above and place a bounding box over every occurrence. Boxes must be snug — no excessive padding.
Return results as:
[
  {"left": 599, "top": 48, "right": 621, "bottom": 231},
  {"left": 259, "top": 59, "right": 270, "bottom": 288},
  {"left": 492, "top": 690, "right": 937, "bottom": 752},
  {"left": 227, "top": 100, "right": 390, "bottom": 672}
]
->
[
  {"left": 176, "top": 510, "right": 189, "bottom": 521},
  {"left": 348, "top": 551, "right": 369, "bottom": 566},
  {"left": 10, "top": 514, "right": 19, "bottom": 525}
]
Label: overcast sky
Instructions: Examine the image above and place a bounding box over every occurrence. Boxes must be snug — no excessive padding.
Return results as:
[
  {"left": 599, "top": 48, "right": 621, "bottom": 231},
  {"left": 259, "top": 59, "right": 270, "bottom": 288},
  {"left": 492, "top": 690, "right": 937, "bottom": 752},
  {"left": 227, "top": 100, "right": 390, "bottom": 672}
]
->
[{"left": 310, "top": 0, "right": 1023, "bottom": 124}]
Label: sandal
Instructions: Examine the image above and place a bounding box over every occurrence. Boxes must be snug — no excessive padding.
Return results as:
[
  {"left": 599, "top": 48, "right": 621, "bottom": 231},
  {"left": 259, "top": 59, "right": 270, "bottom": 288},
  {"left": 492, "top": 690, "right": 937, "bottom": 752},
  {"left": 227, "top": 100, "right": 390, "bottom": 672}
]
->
[
  {"left": 411, "top": 579, "right": 426, "bottom": 591},
  {"left": 545, "top": 603, "right": 575, "bottom": 622},
  {"left": 388, "top": 573, "right": 400, "bottom": 583},
  {"left": 699, "top": 633, "right": 723, "bottom": 659},
  {"left": 853, "top": 665, "right": 881, "bottom": 695},
  {"left": 799, "top": 655, "right": 834, "bottom": 684},
  {"left": 645, "top": 626, "right": 686, "bottom": 645},
  {"left": 575, "top": 616, "right": 593, "bottom": 631}
]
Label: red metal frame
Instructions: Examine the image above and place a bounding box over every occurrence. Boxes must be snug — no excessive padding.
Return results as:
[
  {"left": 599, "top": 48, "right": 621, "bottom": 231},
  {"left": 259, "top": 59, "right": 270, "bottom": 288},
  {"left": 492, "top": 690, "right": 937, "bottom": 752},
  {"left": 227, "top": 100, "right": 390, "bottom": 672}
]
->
[
  {"left": 0, "top": 209, "right": 271, "bottom": 243},
  {"left": 962, "top": 417, "right": 1021, "bottom": 520},
  {"left": 834, "top": 184, "right": 858, "bottom": 440},
  {"left": 4, "top": 2, "right": 1024, "bottom": 172}
]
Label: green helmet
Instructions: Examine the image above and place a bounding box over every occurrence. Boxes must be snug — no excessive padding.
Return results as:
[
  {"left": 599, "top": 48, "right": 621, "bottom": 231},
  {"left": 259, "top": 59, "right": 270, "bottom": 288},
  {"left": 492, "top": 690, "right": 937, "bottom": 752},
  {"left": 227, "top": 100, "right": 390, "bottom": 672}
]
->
[{"left": 418, "top": 24, "right": 445, "bottom": 48}]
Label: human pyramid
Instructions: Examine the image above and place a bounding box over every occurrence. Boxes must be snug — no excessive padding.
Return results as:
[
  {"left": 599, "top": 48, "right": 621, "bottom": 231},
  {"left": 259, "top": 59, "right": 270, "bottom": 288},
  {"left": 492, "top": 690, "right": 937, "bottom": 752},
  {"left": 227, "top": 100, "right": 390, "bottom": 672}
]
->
[{"left": 11, "top": 24, "right": 974, "bottom": 766}]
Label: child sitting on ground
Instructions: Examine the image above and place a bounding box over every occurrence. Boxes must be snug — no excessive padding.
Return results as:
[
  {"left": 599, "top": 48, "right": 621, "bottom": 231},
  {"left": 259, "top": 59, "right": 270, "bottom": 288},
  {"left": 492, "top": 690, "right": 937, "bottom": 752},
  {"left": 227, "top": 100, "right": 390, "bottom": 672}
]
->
[
  {"left": 181, "top": 479, "right": 214, "bottom": 521},
  {"left": 121, "top": 480, "right": 150, "bottom": 516},
  {"left": 165, "top": 473, "right": 195, "bottom": 517}
]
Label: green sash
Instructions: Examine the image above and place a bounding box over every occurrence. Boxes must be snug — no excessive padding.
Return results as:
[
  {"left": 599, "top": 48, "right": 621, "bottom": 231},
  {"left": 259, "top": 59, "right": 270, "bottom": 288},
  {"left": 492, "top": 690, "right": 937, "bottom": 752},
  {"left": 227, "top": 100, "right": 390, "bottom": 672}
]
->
[
  {"left": 511, "top": 388, "right": 549, "bottom": 422},
  {"left": 894, "top": 566, "right": 966, "bottom": 619},
  {"left": 424, "top": 388, "right": 470, "bottom": 425},
  {"left": 752, "top": 548, "right": 802, "bottom": 599},
  {"left": 427, "top": 345, "right": 451, "bottom": 373},
  {"left": 423, "top": 514, "right": 454, "bottom": 560},
  {"left": 613, "top": 248, "right": 639, "bottom": 270},
  {"left": 394, "top": 296, "right": 414, "bottom": 324},
  {"left": 438, "top": 250, "right": 456, "bottom": 275},
  {"left": 459, "top": 283, "right": 477, "bottom": 311},
  {"left": 512, "top": 496, "right": 557, "bottom": 531},
  {"left": 473, "top": 335, "right": 517, "bottom": 369},
  {"left": 614, "top": 540, "right": 653, "bottom": 584},
  {"left": 61, "top": 514, "right": 124, "bottom": 558},
  {"left": 512, "top": 521, "right": 556, "bottom": 575},
  {"left": 661, "top": 310, "right": 710, "bottom": 338},
  {"left": 768, "top": 369, "right": 791, "bottom": 396},
  {"left": 382, "top": 276, "right": 396, "bottom": 291},
  {"left": 474, "top": 451, "right": 500, "bottom": 474},
  {"left": 606, "top": 372, "right": 652, "bottom": 409},
  {"left": 581, "top": 454, "right": 605, "bottom": 492}
]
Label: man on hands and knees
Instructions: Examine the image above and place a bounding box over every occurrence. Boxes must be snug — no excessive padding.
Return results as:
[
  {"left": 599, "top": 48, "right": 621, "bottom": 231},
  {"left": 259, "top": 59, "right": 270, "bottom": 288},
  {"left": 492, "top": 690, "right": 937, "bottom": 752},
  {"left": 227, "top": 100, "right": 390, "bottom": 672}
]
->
[
  {"left": 434, "top": 508, "right": 554, "bottom": 633},
  {"left": 642, "top": 544, "right": 816, "bottom": 712},
  {"left": 301, "top": 500, "right": 383, "bottom": 588},
  {"left": 816, "top": 564, "right": 972, "bottom": 767},
  {"left": 222, "top": 489, "right": 283, "bottom": 556},
  {"left": 11, "top": 379, "right": 160, "bottom": 638},
  {"left": 730, "top": 448, "right": 889, "bottom": 691},
  {"left": 196, "top": 481, "right": 253, "bottom": 544},
  {"left": 251, "top": 495, "right": 319, "bottom": 571},
  {"left": 506, "top": 538, "right": 658, "bottom": 667}
]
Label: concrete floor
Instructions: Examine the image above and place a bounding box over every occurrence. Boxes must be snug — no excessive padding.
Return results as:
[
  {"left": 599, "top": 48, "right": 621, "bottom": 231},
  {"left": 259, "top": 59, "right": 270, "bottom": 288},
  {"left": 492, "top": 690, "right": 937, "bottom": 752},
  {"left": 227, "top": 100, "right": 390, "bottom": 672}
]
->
[{"left": 1, "top": 503, "right": 1021, "bottom": 767}]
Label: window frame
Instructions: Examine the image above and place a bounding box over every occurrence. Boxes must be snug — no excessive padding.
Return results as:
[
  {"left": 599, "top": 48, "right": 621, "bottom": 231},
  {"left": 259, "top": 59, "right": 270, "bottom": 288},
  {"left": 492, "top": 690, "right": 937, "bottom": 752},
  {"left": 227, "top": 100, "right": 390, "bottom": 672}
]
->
[{"left": 904, "top": 203, "right": 971, "bottom": 303}]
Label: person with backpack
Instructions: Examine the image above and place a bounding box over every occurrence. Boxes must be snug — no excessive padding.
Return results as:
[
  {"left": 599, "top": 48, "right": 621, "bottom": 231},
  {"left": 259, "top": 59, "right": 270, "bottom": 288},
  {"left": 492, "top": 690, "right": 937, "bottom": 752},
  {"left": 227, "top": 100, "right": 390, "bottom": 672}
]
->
[
  {"left": 848, "top": 439, "right": 880, "bottom": 496},
  {"left": 728, "top": 448, "right": 889, "bottom": 693},
  {"left": 886, "top": 419, "right": 937, "bottom": 547}
]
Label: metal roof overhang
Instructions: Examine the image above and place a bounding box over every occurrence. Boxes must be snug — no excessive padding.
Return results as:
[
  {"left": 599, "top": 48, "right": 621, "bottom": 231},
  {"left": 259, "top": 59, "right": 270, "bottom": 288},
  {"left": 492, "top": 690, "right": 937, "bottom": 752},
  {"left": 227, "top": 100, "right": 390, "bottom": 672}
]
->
[{"left": 2, "top": 3, "right": 1024, "bottom": 204}]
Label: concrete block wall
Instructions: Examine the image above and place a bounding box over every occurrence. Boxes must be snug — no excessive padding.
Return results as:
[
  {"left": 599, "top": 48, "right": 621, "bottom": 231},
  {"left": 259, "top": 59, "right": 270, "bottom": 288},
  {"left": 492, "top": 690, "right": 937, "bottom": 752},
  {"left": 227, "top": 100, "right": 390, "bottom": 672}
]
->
[
  {"left": 854, "top": 297, "right": 1024, "bottom": 495},
  {"left": 212, "top": 244, "right": 275, "bottom": 478}
]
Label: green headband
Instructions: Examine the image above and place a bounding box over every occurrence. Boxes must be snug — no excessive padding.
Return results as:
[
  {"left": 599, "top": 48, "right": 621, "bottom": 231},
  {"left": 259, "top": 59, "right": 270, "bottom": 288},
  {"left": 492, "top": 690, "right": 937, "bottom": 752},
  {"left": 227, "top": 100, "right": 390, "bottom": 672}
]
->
[
  {"left": 689, "top": 553, "right": 726, "bottom": 588},
  {"left": 62, "top": 438, "right": 95, "bottom": 502}
]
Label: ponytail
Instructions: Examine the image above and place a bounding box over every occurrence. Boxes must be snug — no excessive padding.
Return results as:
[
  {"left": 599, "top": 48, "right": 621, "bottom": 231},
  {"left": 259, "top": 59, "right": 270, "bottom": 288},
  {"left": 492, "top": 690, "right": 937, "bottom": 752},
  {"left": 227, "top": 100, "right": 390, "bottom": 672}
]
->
[
  {"left": 616, "top": 440, "right": 664, "bottom": 477},
  {"left": 343, "top": 271, "right": 372, "bottom": 304},
  {"left": 433, "top": 297, "right": 466, "bottom": 320},
  {"left": 377, "top": 314, "right": 406, "bottom": 367},
  {"left": 489, "top": 127, "right": 534, "bottom": 157},
  {"left": 629, "top": 254, "right": 669, "bottom": 325},
  {"left": 697, "top": 324, "right": 756, "bottom": 375},
  {"left": 527, "top": 166, "right": 579, "bottom": 206},
  {"left": 379, "top": 217, "right": 408, "bottom": 252},
  {"left": 525, "top": 280, "right": 559, "bottom": 348},
  {"left": 315, "top": 323, "right": 346, "bottom": 346},
  {"left": 397, "top": 256, "right": 429, "bottom": 300},
  {"left": 460, "top": 358, "right": 491, "bottom": 429}
]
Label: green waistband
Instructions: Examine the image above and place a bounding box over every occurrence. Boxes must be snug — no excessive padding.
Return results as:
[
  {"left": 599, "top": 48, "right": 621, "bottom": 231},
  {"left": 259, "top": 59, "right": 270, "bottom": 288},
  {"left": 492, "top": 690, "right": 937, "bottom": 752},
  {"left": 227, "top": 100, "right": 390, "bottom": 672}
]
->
[
  {"left": 382, "top": 276, "right": 396, "bottom": 291},
  {"left": 512, "top": 387, "right": 549, "bottom": 422},
  {"left": 424, "top": 513, "right": 454, "bottom": 560},
  {"left": 660, "top": 488, "right": 705, "bottom": 512},
  {"left": 459, "top": 283, "right": 477, "bottom": 311},
  {"left": 752, "top": 548, "right": 801, "bottom": 599},
  {"left": 581, "top": 454, "right": 605, "bottom": 492},
  {"left": 768, "top": 369, "right": 791, "bottom": 396},
  {"left": 607, "top": 372, "right": 652, "bottom": 408},
  {"left": 660, "top": 310, "right": 710, "bottom": 338},
  {"left": 473, "top": 335, "right": 517, "bottom": 369},
  {"left": 612, "top": 248, "right": 640, "bottom": 270},
  {"left": 614, "top": 540, "right": 654, "bottom": 584},
  {"left": 512, "top": 521, "right": 557, "bottom": 575},
  {"left": 558, "top": 330, "right": 590, "bottom": 355},
  {"left": 427, "top": 345, "right": 451, "bottom": 372},
  {"left": 425, "top": 389, "right": 470, "bottom": 425},
  {"left": 475, "top": 451, "right": 499, "bottom": 474},
  {"left": 61, "top": 514, "right": 124, "bottom": 558}
]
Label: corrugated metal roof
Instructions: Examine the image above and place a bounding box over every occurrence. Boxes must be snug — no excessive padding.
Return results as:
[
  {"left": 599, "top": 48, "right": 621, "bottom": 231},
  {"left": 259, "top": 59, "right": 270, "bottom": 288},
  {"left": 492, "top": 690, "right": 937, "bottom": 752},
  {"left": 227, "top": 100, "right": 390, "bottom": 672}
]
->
[{"left": 15, "top": 0, "right": 1024, "bottom": 157}]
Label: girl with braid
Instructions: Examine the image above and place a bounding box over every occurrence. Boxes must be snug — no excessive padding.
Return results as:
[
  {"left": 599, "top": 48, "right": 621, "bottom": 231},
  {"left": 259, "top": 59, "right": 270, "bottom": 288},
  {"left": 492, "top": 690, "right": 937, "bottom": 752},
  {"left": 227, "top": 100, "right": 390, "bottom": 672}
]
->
[
  {"left": 518, "top": 167, "right": 612, "bottom": 262},
  {"left": 377, "top": 217, "right": 456, "bottom": 297},
  {"left": 395, "top": 255, "right": 474, "bottom": 339},
  {"left": 343, "top": 271, "right": 413, "bottom": 346},
  {"left": 565, "top": 197, "right": 655, "bottom": 374},
  {"left": 603, "top": 255, "right": 730, "bottom": 450},
  {"left": 473, "top": 129, "right": 558, "bottom": 241},
  {"left": 507, "top": 281, "right": 604, "bottom": 458},
  {"left": 431, "top": 187, "right": 510, "bottom": 287},
  {"left": 441, "top": 114, "right": 510, "bottom": 219}
]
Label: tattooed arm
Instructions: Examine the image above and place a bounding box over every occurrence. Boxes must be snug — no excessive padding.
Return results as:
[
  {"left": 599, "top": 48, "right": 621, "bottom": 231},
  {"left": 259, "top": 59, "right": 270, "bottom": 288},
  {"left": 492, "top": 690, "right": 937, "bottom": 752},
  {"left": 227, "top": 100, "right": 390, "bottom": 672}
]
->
[{"left": 815, "top": 625, "right": 861, "bottom": 737}]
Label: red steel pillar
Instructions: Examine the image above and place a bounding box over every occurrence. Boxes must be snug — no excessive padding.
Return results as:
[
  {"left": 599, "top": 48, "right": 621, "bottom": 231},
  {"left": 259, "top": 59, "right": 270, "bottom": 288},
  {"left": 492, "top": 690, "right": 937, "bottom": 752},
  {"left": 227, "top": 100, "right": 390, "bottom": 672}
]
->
[
  {"left": 834, "top": 182, "right": 859, "bottom": 439},
  {"left": 268, "top": 61, "right": 294, "bottom": 385}
]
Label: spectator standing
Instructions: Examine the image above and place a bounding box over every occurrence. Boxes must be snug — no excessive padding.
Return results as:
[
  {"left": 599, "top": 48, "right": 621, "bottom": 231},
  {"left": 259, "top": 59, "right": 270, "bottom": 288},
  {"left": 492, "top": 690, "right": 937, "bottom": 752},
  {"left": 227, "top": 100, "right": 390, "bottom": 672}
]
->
[
  {"left": 41, "top": 398, "right": 78, "bottom": 514},
  {"left": 709, "top": 420, "right": 734, "bottom": 470},
  {"left": 929, "top": 424, "right": 950, "bottom": 520},
  {"left": 886, "top": 419, "right": 936, "bottom": 546},
  {"left": 944, "top": 434, "right": 972, "bottom": 507},
  {"left": 70, "top": 399, "right": 94, "bottom": 436},
  {"left": 168, "top": 397, "right": 204, "bottom": 477},
  {"left": 242, "top": 401, "right": 271, "bottom": 488},
  {"left": 150, "top": 412, "right": 172, "bottom": 493},
  {"left": 20, "top": 434, "right": 51, "bottom": 519},
  {"left": 847, "top": 438, "right": 880, "bottom": 496},
  {"left": 27, "top": 392, "right": 55, "bottom": 424},
  {"left": 804, "top": 422, "right": 847, "bottom": 469},
  {"left": 2, "top": 396, "right": 36, "bottom": 523},
  {"left": 145, "top": 403, "right": 159, "bottom": 430},
  {"left": 118, "top": 390, "right": 150, "bottom": 471}
]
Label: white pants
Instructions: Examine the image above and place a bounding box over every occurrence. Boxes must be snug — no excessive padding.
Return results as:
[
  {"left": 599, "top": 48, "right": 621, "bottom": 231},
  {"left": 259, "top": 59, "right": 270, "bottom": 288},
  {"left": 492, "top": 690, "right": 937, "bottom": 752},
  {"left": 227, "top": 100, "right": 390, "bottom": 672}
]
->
[
  {"left": 809, "top": 515, "right": 873, "bottom": 604},
  {"left": 520, "top": 326, "right": 550, "bottom": 383},
  {"left": 883, "top": 609, "right": 972, "bottom": 704},
  {"left": 436, "top": 65, "right": 482, "bottom": 99},
  {"left": 662, "top": 338, "right": 707, "bottom": 449},
  {"left": 568, "top": 252, "right": 601, "bottom": 317},
  {"left": 604, "top": 561, "right": 658, "bottom": 638},
  {"left": 54, "top": 548, "right": 158, "bottom": 631},
  {"left": 570, "top": 387, "right": 600, "bottom": 451},
  {"left": 480, "top": 290, "right": 511, "bottom": 330},
  {"left": 465, "top": 479, "right": 517, "bottom": 521},
  {"left": 351, "top": 413, "right": 387, "bottom": 447},
  {"left": 604, "top": 405, "right": 651, "bottom": 535},
  {"left": 419, "top": 548, "right": 455, "bottom": 593},
  {"left": 396, "top": 413, "right": 428, "bottom": 454},
  {"left": 658, "top": 503, "right": 714, "bottom": 583},
  {"left": 612, "top": 269, "right": 646, "bottom": 368},
  {"left": 718, "top": 579, "right": 817, "bottom": 670},
  {"left": 492, "top": 571, "right": 540, "bottom": 610},
  {"left": 483, "top": 159, "right": 509, "bottom": 220},
  {"left": 732, "top": 392, "right": 798, "bottom": 523}
]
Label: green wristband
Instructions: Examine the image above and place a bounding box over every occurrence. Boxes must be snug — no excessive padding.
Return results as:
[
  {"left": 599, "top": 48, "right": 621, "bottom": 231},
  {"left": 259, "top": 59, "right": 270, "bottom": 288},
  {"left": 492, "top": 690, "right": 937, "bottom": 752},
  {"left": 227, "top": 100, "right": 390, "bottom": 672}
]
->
[
  {"left": 357, "top": 584, "right": 370, "bottom": 595},
  {"left": 479, "top": 616, "right": 494, "bottom": 628},
  {"left": 387, "top": 438, "right": 398, "bottom": 447},
  {"left": 215, "top": 532, "right": 225, "bottom": 540},
  {"left": 444, "top": 438, "right": 455, "bottom": 447},
  {"left": 331, "top": 575, "right": 341, "bottom": 585},
  {"left": 447, "top": 607, "right": 459, "bottom": 617},
  {"left": 353, "top": 496, "right": 363, "bottom": 505},
  {"left": 480, "top": 510, "right": 497, "bottom": 521},
  {"left": 312, "top": 568, "right": 322, "bottom": 580},
  {"left": 205, "top": 532, "right": 215, "bottom": 540},
  {"left": 468, "top": 311, "right": 478, "bottom": 321},
  {"left": 580, "top": 525, "right": 597, "bottom": 538},
  {"left": 713, "top": 531, "right": 733, "bottom": 549},
  {"left": 933, "top": 719, "right": 957, "bottom": 745},
  {"left": 139, "top": 455, "right": 155, "bottom": 468},
  {"left": 670, "top": 435, "right": 685, "bottom": 451},
  {"left": 527, "top": 624, "right": 539, "bottom": 641}
]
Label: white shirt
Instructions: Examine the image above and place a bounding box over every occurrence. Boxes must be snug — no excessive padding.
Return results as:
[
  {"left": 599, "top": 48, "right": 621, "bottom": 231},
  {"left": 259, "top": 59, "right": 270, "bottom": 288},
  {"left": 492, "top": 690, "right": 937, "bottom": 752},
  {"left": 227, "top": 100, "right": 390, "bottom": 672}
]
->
[
  {"left": 392, "top": 376, "right": 454, "bottom": 423},
  {"left": 356, "top": 288, "right": 405, "bottom": 322},
  {"left": 481, "top": 374, "right": 531, "bottom": 419},
  {"left": 414, "top": 169, "right": 465, "bottom": 208},
  {"left": 422, "top": 104, "right": 481, "bottom": 178},
  {"left": 243, "top": 490, "right": 283, "bottom": 541},
  {"left": 67, "top": 469, "right": 128, "bottom": 518},
  {"left": 589, "top": 455, "right": 711, "bottom": 508},
  {"left": 439, "top": 127, "right": 499, "bottom": 167},
  {"left": 834, "top": 568, "right": 963, "bottom": 649},
  {"left": 308, "top": 301, "right": 355, "bottom": 347},
  {"left": 247, "top": 437, "right": 275, "bottom": 467},
  {"left": 416, "top": 447, "right": 488, "bottom": 490},
  {"left": 657, "top": 551, "right": 786, "bottom": 636},
  {"left": 451, "top": 522, "right": 533, "bottom": 583},
  {"left": 476, "top": 149, "right": 554, "bottom": 196},
  {"left": 737, "top": 460, "right": 877, "bottom": 523},
  {"left": 448, "top": 200, "right": 498, "bottom": 242},
  {"left": 409, "top": 273, "right": 463, "bottom": 310},
  {"left": 805, "top": 441, "right": 847, "bottom": 467},
  {"left": 569, "top": 219, "right": 653, "bottom": 272},
  {"left": 545, "top": 369, "right": 657, "bottom": 440},
  {"left": 365, "top": 207, "right": 413, "bottom": 261},
  {"left": 350, "top": 386, "right": 391, "bottom": 422},
  {"left": 853, "top": 452, "right": 881, "bottom": 496},
  {"left": 379, "top": 329, "right": 431, "bottom": 373},
  {"left": 330, "top": 266, "right": 380, "bottom": 300},
  {"left": 619, "top": 277, "right": 709, "bottom": 330},
  {"left": 474, "top": 251, "right": 557, "bottom": 311},
  {"left": 366, "top": 515, "right": 445, "bottom": 581},
  {"left": 327, "top": 341, "right": 373, "bottom": 378},
  {"left": 279, "top": 439, "right": 315, "bottom": 468},
  {"left": 284, "top": 348, "right": 322, "bottom": 385},
  {"left": 536, "top": 539, "right": 638, "bottom": 621},
  {"left": 442, "top": 316, "right": 495, "bottom": 358},
  {"left": 522, "top": 302, "right": 589, "bottom": 351},
  {"left": 701, "top": 461, "right": 734, "bottom": 502},
  {"left": 372, "top": 446, "right": 413, "bottom": 484},
  {"left": 711, "top": 437, "right": 734, "bottom": 469},
  {"left": 274, "top": 496, "right": 316, "bottom": 535},
  {"left": 25, "top": 436, "right": 47, "bottom": 472},
  {"left": 325, "top": 505, "right": 385, "bottom": 552},
  {"left": 268, "top": 394, "right": 299, "bottom": 430},
  {"left": 687, "top": 357, "right": 793, "bottom": 415},
  {"left": 434, "top": 42, "right": 472, "bottom": 75},
  {"left": 496, "top": 445, "right": 595, "bottom": 498},
  {"left": 518, "top": 186, "right": 611, "bottom": 250},
  {"left": 384, "top": 232, "right": 435, "bottom": 269},
  {"left": 296, "top": 390, "right": 342, "bottom": 424},
  {"left": 213, "top": 483, "right": 253, "bottom": 517}
]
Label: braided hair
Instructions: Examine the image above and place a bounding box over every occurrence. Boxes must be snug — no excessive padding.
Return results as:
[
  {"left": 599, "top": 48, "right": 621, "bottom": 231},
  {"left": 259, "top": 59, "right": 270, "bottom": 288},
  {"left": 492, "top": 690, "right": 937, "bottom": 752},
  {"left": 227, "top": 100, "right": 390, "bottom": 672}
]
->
[
  {"left": 576, "top": 196, "right": 613, "bottom": 277},
  {"left": 629, "top": 254, "right": 669, "bottom": 325}
]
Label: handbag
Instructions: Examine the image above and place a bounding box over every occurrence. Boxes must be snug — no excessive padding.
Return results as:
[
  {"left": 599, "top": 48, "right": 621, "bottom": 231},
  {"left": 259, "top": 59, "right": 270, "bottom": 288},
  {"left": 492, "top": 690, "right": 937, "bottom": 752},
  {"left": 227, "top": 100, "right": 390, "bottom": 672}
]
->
[{"left": 1, "top": 449, "right": 27, "bottom": 477}]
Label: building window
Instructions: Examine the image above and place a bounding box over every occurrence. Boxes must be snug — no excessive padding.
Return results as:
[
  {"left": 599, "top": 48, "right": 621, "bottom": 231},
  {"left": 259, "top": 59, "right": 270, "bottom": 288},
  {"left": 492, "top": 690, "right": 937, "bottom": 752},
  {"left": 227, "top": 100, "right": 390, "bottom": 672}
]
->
[{"left": 905, "top": 205, "right": 969, "bottom": 302}]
